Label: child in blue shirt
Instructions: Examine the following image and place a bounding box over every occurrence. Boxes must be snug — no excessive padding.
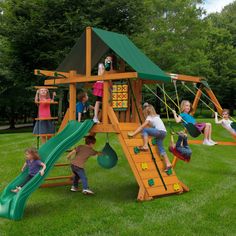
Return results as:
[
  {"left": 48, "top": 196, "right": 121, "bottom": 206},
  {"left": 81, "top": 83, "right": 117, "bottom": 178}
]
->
[
  {"left": 172, "top": 100, "right": 217, "bottom": 146},
  {"left": 76, "top": 92, "right": 94, "bottom": 122}
]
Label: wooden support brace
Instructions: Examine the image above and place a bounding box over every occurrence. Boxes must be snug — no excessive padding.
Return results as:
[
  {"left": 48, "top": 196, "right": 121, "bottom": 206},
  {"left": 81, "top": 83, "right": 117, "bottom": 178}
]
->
[
  {"left": 172, "top": 156, "right": 178, "bottom": 168},
  {"left": 102, "top": 81, "right": 109, "bottom": 124},
  {"left": 68, "top": 71, "right": 77, "bottom": 121},
  {"left": 58, "top": 108, "right": 69, "bottom": 132},
  {"left": 167, "top": 73, "right": 203, "bottom": 83},
  {"left": 54, "top": 163, "right": 70, "bottom": 167},
  {"left": 35, "top": 117, "right": 58, "bottom": 120},
  {"left": 204, "top": 88, "right": 223, "bottom": 114},
  {"left": 33, "top": 134, "right": 55, "bottom": 137},
  {"left": 44, "top": 72, "right": 138, "bottom": 85},
  {"left": 40, "top": 181, "right": 72, "bottom": 188},
  {"left": 90, "top": 124, "right": 119, "bottom": 133},
  {"left": 137, "top": 186, "right": 153, "bottom": 201},
  {"left": 45, "top": 175, "right": 73, "bottom": 181},
  {"left": 191, "top": 88, "right": 202, "bottom": 115},
  {"left": 86, "top": 27, "right": 92, "bottom": 77},
  {"left": 179, "top": 181, "right": 190, "bottom": 192},
  {"left": 34, "top": 86, "right": 58, "bottom": 89},
  {"left": 35, "top": 101, "right": 58, "bottom": 105},
  {"left": 188, "top": 139, "right": 236, "bottom": 146}
]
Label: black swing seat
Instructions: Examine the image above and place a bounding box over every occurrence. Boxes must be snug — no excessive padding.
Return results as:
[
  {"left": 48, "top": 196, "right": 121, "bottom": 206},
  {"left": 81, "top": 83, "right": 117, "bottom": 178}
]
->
[
  {"left": 185, "top": 123, "right": 201, "bottom": 138},
  {"left": 230, "top": 122, "right": 236, "bottom": 130},
  {"left": 169, "top": 146, "right": 191, "bottom": 163}
]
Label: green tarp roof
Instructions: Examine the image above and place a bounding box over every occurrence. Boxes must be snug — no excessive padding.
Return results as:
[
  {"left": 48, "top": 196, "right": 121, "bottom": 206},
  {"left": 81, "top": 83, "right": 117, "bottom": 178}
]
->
[
  {"left": 92, "top": 28, "right": 170, "bottom": 82},
  {"left": 57, "top": 27, "right": 170, "bottom": 82}
]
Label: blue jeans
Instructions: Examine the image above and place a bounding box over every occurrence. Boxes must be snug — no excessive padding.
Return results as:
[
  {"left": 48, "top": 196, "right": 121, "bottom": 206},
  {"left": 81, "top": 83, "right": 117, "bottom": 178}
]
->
[
  {"left": 176, "top": 136, "right": 192, "bottom": 157},
  {"left": 71, "top": 165, "right": 88, "bottom": 190},
  {"left": 142, "top": 128, "right": 167, "bottom": 156}
]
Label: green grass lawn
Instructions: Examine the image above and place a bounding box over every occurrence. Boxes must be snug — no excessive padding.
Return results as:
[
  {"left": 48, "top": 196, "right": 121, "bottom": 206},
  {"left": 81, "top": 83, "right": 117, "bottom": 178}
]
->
[{"left": 0, "top": 119, "right": 236, "bottom": 236}]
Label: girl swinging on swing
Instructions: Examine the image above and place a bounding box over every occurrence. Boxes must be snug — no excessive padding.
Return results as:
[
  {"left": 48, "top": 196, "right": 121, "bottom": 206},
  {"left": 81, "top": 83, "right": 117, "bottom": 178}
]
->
[{"left": 172, "top": 100, "right": 217, "bottom": 146}]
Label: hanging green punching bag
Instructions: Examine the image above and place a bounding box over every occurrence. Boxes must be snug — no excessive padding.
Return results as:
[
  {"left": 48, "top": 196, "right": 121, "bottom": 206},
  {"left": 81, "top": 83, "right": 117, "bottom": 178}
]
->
[{"left": 97, "top": 142, "right": 118, "bottom": 169}]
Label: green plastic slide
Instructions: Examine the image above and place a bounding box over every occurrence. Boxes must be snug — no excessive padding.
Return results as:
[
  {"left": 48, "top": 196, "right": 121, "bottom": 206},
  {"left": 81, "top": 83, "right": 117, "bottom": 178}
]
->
[{"left": 0, "top": 120, "right": 94, "bottom": 220}]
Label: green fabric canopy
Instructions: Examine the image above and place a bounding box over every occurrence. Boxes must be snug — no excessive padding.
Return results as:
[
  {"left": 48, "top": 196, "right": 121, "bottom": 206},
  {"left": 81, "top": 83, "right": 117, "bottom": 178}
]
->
[
  {"left": 57, "top": 27, "right": 170, "bottom": 82},
  {"left": 93, "top": 28, "right": 170, "bottom": 82}
]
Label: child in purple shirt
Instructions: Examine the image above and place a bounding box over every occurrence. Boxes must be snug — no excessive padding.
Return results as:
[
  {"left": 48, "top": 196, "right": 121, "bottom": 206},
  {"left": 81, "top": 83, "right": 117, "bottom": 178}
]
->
[{"left": 11, "top": 148, "right": 46, "bottom": 193}]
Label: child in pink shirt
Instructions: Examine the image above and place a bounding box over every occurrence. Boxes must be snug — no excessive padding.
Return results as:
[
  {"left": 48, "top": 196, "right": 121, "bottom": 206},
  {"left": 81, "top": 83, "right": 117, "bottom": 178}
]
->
[
  {"left": 92, "top": 55, "right": 113, "bottom": 123},
  {"left": 33, "top": 88, "right": 56, "bottom": 143}
]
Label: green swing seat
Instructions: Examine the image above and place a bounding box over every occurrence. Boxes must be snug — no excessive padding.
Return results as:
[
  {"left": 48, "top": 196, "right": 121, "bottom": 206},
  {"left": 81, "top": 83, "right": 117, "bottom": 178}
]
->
[{"left": 97, "top": 142, "right": 118, "bottom": 169}]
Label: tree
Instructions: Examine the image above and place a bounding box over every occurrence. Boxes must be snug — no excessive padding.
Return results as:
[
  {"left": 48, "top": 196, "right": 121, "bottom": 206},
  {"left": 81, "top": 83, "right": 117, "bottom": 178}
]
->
[
  {"left": 135, "top": 0, "right": 211, "bottom": 75},
  {"left": 134, "top": 0, "right": 213, "bottom": 110},
  {"left": 0, "top": 0, "right": 147, "bottom": 127},
  {"left": 205, "top": 2, "right": 236, "bottom": 113}
]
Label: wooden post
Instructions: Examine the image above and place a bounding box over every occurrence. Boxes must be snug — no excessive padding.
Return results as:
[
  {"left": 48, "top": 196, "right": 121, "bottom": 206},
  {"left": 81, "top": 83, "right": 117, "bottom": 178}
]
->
[
  {"left": 58, "top": 108, "right": 69, "bottom": 132},
  {"left": 172, "top": 156, "right": 178, "bottom": 168},
  {"left": 205, "top": 88, "right": 223, "bottom": 114},
  {"left": 69, "top": 70, "right": 77, "bottom": 121},
  {"left": 191, "top": 87, "right": 202, "bottom": 115},
  {"left": 86, "top": 27, "right": 92, "bottom": 77},
  {"left": 131, "top": 79, "right": 143, "bottom": 123},
  {"left": 125, "top": 86, "right": 131, "bottom": 122},
  {"left": 102, "top": 81, "right": 109, "bottom": 124},
  {"left": 136, "top": 79, "right": 143, "bottom": 123},
  {"left": 131, "top": 80, "right": 136, "bottom": 122}
]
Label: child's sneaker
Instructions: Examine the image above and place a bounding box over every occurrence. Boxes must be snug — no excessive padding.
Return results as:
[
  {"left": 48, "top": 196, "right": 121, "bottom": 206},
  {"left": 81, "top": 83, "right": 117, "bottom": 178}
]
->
[
  {"left": 70, "top": 186, "right": 79, "bottom": 192},
  {"left": 93, "top": 117, "right": 100, "bottom": 124},
  {"left": 203, "top": 139, "right": 214, "bottom": 146},
  {"left": 209, "top": 139, "right": 217, "bottom": 145},
  {"left": 11, "top": 186, "right": 21, "bottom": 193},
  {"left": 82, "top": 189, "right": 94, "bottom": 195}
]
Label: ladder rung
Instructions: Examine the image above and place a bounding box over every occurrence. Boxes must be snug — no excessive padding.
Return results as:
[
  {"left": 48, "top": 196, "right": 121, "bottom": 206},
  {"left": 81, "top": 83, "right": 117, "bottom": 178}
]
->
[
  {"left": 34, "top": 86, "right": 58, "bottom": 89},
  {"left": 45, "top": 175, "right": 73, "bottom": 181},
  {"left": 40, "top": 181, "right": 73, "bottom": 188},
  {"left": 35, "top": 117, "right": 58, "bottom": 120},
  {"left": 54, "top": 163, "right": 70, "bottom": 167},
  {"left": 35, "top": 101, "right": 58, "bottom": 104},
  {"left": 33, "top": 134, "right": 55, "bottom": 137}
]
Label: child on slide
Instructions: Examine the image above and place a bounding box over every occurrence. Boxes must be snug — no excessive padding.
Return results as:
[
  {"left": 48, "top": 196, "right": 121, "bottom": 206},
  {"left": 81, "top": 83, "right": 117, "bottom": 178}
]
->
[
  {"left": 127, "top": 104, "right": 172, "bottom": 171},
  {"left": 169, "top": 132, "right": 192, "bottom": 162},
  {"left": 215, "top": 109, "right": 236, "bottom": 137},
  {"left": 11, "top": 148, "right": 46, "bottom": 193},
  {"left": 67, "top": 135, "right": 101, "bottom": 195},
  {"left": 172, "top": 100, "right": 217, "bottom": 146}
]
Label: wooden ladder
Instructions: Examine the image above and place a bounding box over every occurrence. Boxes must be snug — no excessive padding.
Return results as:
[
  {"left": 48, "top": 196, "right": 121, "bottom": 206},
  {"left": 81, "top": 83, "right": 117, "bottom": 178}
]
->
[{"left": 117, "top": 122, "right": 189, "bottom": 201}]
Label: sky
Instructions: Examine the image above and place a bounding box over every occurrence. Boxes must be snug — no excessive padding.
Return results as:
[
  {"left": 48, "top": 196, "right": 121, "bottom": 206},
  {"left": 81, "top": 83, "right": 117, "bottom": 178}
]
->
[{"left": 203, "top": 0, "right": 235, "bottom": 14}]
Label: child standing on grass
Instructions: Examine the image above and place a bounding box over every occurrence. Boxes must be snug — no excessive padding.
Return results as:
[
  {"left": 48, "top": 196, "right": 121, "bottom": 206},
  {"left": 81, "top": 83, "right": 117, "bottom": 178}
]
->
[
  {"left": 127, "top": 104, "right": 172, "bottom": 172},
  {"left": 215, "top": 109, "right": 236, "bottom": 137},
  {"left": 11, "top": 148, "right": 46, "bottom": 193},
  {"left": 67, "top": 136, "right": 100, "bottom": 195},
  {"left": 172, "top": 100, "right": 217, "bottom": 146},
  {"left": 33, "top": 88, "right": 56, "bottom": 143},
  {"left": 76, "top": 91, "right": 94, "bottom": 122}
]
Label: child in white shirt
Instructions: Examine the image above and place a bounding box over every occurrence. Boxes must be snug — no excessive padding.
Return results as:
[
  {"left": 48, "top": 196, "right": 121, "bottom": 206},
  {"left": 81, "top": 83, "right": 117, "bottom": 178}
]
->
[
  {"left": 215, "top": 109, "right": 236, "bottom": 137},
  {"left": 128, "top": 104, "right": 171, "bottom": 171}
]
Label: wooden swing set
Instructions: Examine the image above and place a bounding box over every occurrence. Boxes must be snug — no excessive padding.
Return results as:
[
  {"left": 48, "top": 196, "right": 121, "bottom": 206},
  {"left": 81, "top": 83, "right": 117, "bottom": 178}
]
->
[{"left": 33, "top": 27, "right": 234, "bottom": 200}]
